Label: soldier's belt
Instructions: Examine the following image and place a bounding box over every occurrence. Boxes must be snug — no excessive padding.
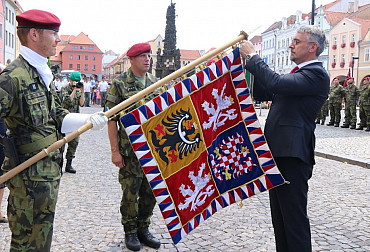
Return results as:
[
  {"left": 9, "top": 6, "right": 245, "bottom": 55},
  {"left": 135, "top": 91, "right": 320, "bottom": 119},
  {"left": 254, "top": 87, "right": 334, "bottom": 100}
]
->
[{"left": 17, "top": 132, "right": 58, "bottom": 155}]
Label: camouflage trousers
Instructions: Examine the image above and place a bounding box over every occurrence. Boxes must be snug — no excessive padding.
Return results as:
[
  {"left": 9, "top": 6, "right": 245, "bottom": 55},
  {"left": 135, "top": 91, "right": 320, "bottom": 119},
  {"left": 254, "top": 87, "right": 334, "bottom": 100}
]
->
[
  {"left": 7, "top": 176, "right": 59, "bottom": 252},
  {"left": 343, "top": 102, "right": 357, "bottom": 125},
  {"left": 328, "top": 102, "right": 342, "bottom": 124},
  {"left": 316, "top": 100, "right": 328, "bottom": 123},
  {"left": 359, "top": 104, "right": 370, "bottom": 127},
  {"left": 65, "top": 136, "right": 79, "bottom": 160},
  {"left": 118, "top": 156, "right": 156, "bottom": 234}
]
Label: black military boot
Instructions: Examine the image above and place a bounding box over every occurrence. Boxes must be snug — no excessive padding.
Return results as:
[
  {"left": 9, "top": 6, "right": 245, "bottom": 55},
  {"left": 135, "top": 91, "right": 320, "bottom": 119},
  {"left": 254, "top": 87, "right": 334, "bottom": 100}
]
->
[
  {"left": 334, "top": 123, "right": 339, "bottom": 127},
  {"left": 137, "top": 229, "right": 161, "bottom": 249},
  {"left": 321, "top": 121, "right": 325, "bottom": 125},
  {"left": 356, "top": 126, "right": 364, "bottom": 130},
  {"left": 315, "top": 120, "right": 320, "bottom": 124},
  {"left": 327, "top": 122, "right": 334, "bottom": 126},
  {"left": 341, "top": 123, "right": 349, "bottom": 128},
  {"left": 350, "top": 124, "right": 356, "bottom": 129},
  {"left": 65, "top": 159, "right": 76, "bottom": 173},
  {"left": 125, "top": 233, "right": 141, "bottom": 251},
  {"left": 366, "top": 126, "right": 370, "bottom": 132}
]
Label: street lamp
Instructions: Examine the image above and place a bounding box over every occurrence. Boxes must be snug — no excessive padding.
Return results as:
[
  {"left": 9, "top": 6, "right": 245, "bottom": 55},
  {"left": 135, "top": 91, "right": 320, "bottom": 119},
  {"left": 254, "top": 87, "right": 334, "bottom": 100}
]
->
[{"left": 352, "top": 56, "right": 359, "bottom": 80}]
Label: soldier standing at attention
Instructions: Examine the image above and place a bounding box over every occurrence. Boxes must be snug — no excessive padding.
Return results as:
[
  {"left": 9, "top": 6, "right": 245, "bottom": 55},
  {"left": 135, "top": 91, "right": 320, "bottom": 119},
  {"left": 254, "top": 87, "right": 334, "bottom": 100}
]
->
[
  {"left": 327, "top": 77, "right": 344, "bottom": 127},
  {"left": 0, "top": 10, "right": 107, "bottom": 251},
  {"left": 316, "top": 99, "right": 328, "bottom": 125},
  {"left": 356, "top": 77, "right": 370, "bottom": 131},
  {"left": 61, "top": 71, "right": 85, "bottom": 173},
  {"left": 341, "top": 78, "right": 358, "bottom": 129},
  {"left": 106, "top": 43, "right": 161, "bottom": 251}
]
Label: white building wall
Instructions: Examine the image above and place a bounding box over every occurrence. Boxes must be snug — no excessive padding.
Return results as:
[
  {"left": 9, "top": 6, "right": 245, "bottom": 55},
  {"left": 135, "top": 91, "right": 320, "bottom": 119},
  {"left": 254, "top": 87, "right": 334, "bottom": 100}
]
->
[{"left": 4, "top": 1, "right": 16, "bottom": 64}]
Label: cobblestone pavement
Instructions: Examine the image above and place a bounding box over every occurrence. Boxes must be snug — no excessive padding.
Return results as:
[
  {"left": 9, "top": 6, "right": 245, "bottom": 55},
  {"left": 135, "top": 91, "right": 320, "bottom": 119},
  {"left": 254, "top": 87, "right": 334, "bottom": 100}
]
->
[{"left": 1, "top": 106, "right": 369, "bottom": 251}]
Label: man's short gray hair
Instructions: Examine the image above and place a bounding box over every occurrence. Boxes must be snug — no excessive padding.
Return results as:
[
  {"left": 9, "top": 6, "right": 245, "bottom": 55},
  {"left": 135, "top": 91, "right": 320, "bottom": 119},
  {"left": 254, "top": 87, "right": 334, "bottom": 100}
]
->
[{"left": 297, "top": 26, "right": 326, "bottom": 56}]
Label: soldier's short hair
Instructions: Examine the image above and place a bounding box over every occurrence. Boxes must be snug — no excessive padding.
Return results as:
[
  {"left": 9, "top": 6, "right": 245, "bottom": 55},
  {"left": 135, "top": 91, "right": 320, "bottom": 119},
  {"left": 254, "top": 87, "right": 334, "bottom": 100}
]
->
[
  {"left": 17, "top": 28, "right": 44, "bottom": 45},
  {"left": 297, "top": 26, "right": 326, "bottom": 57}
]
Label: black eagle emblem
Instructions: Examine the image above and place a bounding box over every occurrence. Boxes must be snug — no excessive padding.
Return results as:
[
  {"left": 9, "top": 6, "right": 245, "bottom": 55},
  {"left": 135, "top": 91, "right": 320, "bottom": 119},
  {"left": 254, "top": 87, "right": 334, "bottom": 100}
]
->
[{"left": 150, "top": 108, "right": 202, "bottom": 165}]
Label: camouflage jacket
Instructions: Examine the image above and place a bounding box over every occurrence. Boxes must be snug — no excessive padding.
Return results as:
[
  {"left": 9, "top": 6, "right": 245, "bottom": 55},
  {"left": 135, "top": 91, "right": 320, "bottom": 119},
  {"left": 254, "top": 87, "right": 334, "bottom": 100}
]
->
[
  {"left": 105, "top": 68, "right": 158, "bottom": 157},
  {"left": 328, "top": 84, "right": 344, "bottom": 103},
  {"left": 359, "top": 85, "right": 370, "bottom": 106},
  {"left": 0, "top": 55, "right": 68, "bottom": 181},
  {"left": 344, "top": 84, "right": 359, "bottom": 102},
  {"left": 61, "top": 84, "right": 83, "bottom": 113}
]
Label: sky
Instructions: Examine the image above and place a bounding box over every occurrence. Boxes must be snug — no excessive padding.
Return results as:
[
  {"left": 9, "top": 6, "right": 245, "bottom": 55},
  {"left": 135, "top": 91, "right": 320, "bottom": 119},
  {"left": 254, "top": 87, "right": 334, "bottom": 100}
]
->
[{"left": 18, "top": 0, "right": 336, "bottom": 54}]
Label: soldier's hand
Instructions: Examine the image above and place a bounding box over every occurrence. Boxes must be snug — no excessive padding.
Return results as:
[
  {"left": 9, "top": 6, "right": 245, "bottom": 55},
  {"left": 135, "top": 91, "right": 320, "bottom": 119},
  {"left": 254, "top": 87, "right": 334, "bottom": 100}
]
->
[
  {"left": 112, "top": 151, "right": 125, "bottom": 168},
  {"left": 87, "top": 112, "right": 108, "bottom": 130}
]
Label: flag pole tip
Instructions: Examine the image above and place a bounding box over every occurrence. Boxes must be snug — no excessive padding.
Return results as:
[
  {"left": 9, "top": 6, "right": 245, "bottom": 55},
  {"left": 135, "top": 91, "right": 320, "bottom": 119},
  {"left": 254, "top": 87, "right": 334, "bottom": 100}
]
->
[{"left": 240, "top": 31, "right": 248, "bottom": 40}]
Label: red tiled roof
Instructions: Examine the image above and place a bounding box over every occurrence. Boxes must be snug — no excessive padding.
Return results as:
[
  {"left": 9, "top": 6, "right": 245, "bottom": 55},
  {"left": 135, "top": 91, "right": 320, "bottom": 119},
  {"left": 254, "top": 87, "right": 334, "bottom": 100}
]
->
[
  {"left": 325, "top": 11, "right": 351, "bottom": 26},
  {"left": 250, "top": 35, "right": 262, "bottom": 44},
  {"left": 262, "top": 21, "right": 282, "bottom": 34},
  {"left": 180, "top": 49, "right": 201, "bottom": 60},
  {"left": 349, "top": 18, "right": 370, "bottom": 39},
  {"left": 69, "top": 32, "right": 95, "bottom": 45}
]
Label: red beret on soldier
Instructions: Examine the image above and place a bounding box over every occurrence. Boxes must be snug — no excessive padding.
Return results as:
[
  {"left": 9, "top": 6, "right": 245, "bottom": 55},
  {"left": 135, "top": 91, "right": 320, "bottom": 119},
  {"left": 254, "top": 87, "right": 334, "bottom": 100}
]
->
[
  {"left": 126, "top": 43, "right": 151, "bottom": 57},
  {"left": 16, "top": 9, "right": 61, "bottom": 32}
]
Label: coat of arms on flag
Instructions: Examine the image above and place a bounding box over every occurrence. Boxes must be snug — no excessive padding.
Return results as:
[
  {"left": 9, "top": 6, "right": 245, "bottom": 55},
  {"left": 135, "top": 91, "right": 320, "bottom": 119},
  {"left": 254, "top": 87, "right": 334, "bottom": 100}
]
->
[{"left": 120, "top": 48, "right": 285, "bottom": 244}]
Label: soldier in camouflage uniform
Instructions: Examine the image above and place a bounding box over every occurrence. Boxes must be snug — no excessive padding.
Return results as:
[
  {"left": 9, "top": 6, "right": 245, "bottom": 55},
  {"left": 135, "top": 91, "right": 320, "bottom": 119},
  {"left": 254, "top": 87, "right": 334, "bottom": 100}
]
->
[
  {"left": 106, "top": 43, "right": 161, "bottom": 251},
  {"left": 356, "top": 77, "right": 370, "bottom": 131},
  {"left": 0, "top": 10, "right": 68, "bottom": 251},
  {"left": 60, "top": 71, "right": 85, "bottom": 173},
  {"left": 327, "top": 77, "right": 345, "bottom": 127},
  {"left": 316, "top": 99, "right": 328, "bottom": 125},
  {"left": 341, "top": 78, "right": 359, "bottom": 129}
]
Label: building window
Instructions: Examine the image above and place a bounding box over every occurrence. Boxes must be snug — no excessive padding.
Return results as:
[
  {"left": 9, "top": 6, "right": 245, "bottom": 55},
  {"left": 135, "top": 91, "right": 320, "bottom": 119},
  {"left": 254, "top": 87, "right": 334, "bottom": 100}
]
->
[
  {"left": 365, "top": 48, "right": 370, "bottom": 62},
  {"left": 84, "top": 64, "right": 88, "bottom": 71},
  {"left": 341, "top": 54, "right": 345, "bottom": 63},
  {"left": 8, "top": 10, "right": 11, "bottom": 23},
  {"left": 342, "top": 35, "right": 346, "bottom": 44},
  {"left": 77, "top": 55, "right": 81, "bottom": 60},
  {"left": 80, "top": 46, "right": 86, "bottom": 50},
  {"left": 334, "top": 37, "right": 337, "bottom": 45},
  {"left": 5, "top": 7, "right": 8, "bottom": 20},
  {"left": 69, "top": 64, "right": 73, "bottom": 69},
  {"left": 0, "top": 24, "right": 2, "bottom": 39},
  {"left": 77, "top": 64, "right": 80, "bottom": 70},
  {"left": 352, "top": 34, "right": 356, "bottom": 42},
  {"left": 92, "top": 65, "right": 96, "bottom": 71},
  {"left": 72, "top": 45, "right": 78, "bottom": 49},
  {"left": 88, "top": 46, "right": 94, "bottom": 50},
  {"left": 12, "top": 12, "right": 14, "bottom": 25},
  {"left": 85, "top": 55, "right": 88, "bottom": 60},
  {"left": 92, "top": 56, "right": 96, "bottom": 61},
  {"left": 12, "top": 34, "right": 14, "bottom": 48},
  {"left": 69, "top": 55, "right": 73, "bottom": 60},
  {"left": 157, "top": 41, "right": 160, "bottom": 47},
  {"left": 5, "top": 31, "right": 7, "bottom": 46},
  {"left": 286, "top": 56, "right": 288, "bottom": 65}
]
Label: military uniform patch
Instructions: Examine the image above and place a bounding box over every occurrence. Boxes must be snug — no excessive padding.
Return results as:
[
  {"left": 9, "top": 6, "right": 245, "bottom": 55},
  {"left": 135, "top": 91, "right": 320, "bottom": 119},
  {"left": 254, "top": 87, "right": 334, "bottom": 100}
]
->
[{"left": 29, "top": 82, "right": 39, "bottom": 92}]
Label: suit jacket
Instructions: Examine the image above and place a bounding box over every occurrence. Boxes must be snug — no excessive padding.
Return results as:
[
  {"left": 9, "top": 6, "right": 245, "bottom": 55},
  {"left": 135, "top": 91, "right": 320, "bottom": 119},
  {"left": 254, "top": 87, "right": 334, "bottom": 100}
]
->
[{"left": 245, "top": 55, "right": 330, "bottom": 165}]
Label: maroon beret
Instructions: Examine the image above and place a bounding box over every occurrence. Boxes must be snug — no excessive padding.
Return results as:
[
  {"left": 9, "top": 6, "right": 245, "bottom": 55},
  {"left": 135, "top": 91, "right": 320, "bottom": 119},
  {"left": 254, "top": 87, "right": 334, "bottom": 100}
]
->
[
  {"left": 16, "top": 9, "right": 61, "bottom": 32},
  {"left": 127, "top": 43, "right": 151, "bottom": 57}
]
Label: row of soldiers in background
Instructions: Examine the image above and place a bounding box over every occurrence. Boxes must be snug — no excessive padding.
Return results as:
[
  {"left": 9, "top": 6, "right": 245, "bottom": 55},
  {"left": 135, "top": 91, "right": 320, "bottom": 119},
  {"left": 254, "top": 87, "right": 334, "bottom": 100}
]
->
[{"left": 316, "top": 76, "right": 370, "bottom": 131}]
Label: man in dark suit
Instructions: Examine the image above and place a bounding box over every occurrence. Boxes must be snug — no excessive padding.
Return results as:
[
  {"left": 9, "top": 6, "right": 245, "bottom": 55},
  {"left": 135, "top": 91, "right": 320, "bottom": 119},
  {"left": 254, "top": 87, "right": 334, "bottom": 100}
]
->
[{"left": 240, "top": 26, "right": 329, "bottom": 252}]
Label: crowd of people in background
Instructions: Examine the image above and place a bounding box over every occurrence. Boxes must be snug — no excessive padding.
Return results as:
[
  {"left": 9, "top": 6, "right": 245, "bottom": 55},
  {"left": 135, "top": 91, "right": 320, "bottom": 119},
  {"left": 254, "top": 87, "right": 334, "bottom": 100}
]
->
[{"left": 53, "top": 74, "right": 111, "bottom": 107}]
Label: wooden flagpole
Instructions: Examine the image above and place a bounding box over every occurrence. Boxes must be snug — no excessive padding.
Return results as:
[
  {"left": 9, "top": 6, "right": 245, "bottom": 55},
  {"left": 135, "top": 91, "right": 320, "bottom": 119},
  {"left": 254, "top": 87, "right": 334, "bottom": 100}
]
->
[{"left": 0, "top": 31, "right": 248, "bottom": 184}]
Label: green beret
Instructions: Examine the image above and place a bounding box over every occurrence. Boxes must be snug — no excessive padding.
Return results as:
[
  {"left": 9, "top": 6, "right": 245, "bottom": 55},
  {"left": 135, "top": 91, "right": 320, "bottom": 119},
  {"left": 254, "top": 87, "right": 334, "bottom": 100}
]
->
[{"left": 69, "top": 71, "right": 81, "bottom": 81}]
